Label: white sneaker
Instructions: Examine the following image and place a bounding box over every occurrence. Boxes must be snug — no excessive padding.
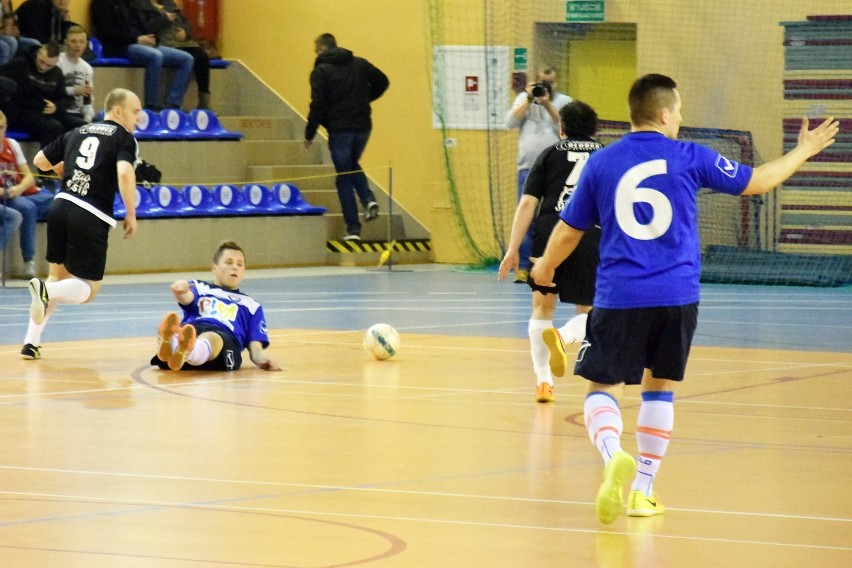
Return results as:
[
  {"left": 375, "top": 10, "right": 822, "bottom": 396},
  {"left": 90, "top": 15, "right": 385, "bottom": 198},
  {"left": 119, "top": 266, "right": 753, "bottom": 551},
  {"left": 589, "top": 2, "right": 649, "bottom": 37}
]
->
[
  {"left": 343, "top": 234, "right": 361, "bottom": 241},
  {"left": 22, "top": 260, "right": 36, "bottom": 280}
]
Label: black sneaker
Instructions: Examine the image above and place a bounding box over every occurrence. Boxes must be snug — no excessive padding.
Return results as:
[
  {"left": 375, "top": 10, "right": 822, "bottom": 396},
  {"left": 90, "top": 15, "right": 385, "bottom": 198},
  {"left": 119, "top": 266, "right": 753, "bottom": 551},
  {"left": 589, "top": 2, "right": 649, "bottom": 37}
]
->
[
  {"left": 21, "top": 343, "right": 41, "bottom": 360},
  {"left": 28, "top": 278, "right": 49, "bottom": 324},
  {"left": 365, "top": 201, "right": 379, "bottom": 221}
]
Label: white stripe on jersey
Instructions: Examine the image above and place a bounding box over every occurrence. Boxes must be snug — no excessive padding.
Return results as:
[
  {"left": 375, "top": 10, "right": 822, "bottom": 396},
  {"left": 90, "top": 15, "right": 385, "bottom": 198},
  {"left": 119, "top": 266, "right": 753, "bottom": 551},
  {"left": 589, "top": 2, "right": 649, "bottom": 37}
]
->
[
  {"left": 55, "top": 192, "right": 117, "bottom": 227},
  {"left": 194, "top": 281, "right": 261, "bottom": 314}
]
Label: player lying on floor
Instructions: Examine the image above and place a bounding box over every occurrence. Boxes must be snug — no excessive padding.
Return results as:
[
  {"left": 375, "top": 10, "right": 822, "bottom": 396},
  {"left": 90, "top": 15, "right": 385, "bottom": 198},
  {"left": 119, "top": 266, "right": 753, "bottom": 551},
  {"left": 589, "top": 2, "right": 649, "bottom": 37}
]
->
[{"left": 152, "top": 241, "right": 281, "bottom": 372}]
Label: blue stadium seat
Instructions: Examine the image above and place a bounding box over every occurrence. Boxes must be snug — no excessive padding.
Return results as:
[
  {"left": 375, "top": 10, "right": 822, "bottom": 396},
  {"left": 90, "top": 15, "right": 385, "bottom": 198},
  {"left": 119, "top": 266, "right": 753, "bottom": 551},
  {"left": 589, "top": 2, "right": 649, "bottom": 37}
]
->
[
  {"left": 88, "top": 37, "right": 132, "bottom": 66},
  {"left": 134, "top": 109, "right": 170, "bottom": 139},
  {"left": 188, "top": 109, "right": 243, "bottom": 140},
  {"left": 271, "top": 183, "right": 327, "bottom": 215},
  {"left": 7, "top": 130, "right": 32, "bottom": 141},
  {"left": 212, "top": 184, "right": 251, "bottom": 215},
  {"left": 141, "top": 185, "right": 190, "bottom": 217},
  {"left": 131, "top": 185, "right": 159, "bottom": 218},
  {"left": 242, "top": 183, "right": 284, "bottom": 214},
  {"left": 183, "top": 184, "right": 220, "bottom": 216},
  {"left": 159, "top": 109, "right": 196, "bottom": 139},
  {"left": 113, "top": 192, "right": 126, "bottom": 220}
]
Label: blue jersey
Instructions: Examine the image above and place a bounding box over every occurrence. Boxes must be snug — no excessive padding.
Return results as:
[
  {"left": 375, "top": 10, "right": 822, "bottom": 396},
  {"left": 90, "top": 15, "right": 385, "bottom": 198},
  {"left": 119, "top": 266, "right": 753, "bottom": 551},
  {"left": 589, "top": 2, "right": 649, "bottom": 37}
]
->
[
  {"left": 561, "top": 131, "right": 753, "bottom": 308},
  {"left": 179, "top": 280, "right": 271, "bottom": 349}
]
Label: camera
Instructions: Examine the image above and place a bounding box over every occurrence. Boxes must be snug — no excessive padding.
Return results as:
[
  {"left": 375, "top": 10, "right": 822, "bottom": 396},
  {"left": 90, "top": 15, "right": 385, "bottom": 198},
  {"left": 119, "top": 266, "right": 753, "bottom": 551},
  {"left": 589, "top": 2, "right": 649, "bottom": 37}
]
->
[{"left": 530, "top": 81, "right": 552, "bottom": 98}]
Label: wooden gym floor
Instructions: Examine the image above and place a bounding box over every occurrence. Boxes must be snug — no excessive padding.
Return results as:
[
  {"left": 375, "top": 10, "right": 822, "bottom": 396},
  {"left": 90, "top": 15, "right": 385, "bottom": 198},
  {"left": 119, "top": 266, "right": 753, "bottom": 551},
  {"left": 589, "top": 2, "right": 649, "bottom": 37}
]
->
[{"left": 0, "top": 265, "right": 849, "bottom": 567}]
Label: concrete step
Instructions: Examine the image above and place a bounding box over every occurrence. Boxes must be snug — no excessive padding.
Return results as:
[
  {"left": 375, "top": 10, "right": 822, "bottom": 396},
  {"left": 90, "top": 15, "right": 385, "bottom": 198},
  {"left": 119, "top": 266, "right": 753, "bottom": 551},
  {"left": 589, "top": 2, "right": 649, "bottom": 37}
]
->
[
  {"left": 138, "top": 139, "right": 246, "bottom": 185},
  {"left": 242, "top": 140, "right": 324, "bottom": 166},
  {"left": 323, "top": 212, "right": 408, "bottom": 241},
  {"left": 324, "top": 234, "right": 433, "bottom": 266},
  {"left": 247, "top": 164, "right": 337, "bottom": 189},
  {"left": 219, "top": 116, "right": 295, "bottom": 140}
]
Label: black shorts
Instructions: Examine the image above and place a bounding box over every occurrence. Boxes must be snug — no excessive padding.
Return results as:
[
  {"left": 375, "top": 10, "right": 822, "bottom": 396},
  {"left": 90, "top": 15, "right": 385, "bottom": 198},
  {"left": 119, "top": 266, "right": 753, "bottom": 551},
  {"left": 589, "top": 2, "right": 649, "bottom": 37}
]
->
[
  {"left": 46, "top": 198, "right": 110, "bottom": 281},
  {"left": 529, "top": 214, "right": 599, "bottom": 306},
  {"left": 574, "top": 303, "right": 699, "bottom": 385},
  {"left": 150, "top": 322, "right": 243, "bottom": 371}
]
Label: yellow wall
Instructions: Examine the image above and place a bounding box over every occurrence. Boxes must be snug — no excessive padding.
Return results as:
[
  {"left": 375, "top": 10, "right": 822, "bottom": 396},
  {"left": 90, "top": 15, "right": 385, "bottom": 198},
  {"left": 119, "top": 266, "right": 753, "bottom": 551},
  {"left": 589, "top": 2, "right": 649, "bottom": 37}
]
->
[
  {"left": 69, "top": 0, "right": 852, "bottom": 263},
  {"left": 568, "top": 39, "right": 636, "bottom": 122},
  {"left": 217, "top": 1, "right": 473, "bottom": 262}
]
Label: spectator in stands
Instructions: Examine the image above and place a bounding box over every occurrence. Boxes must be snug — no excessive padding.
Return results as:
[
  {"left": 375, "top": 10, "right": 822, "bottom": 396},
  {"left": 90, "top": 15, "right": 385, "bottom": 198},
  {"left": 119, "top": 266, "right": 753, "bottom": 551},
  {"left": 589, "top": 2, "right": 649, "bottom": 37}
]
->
[
  {"left": 0, "top": 199, "right": 22, "bottom": 271},
  {"left": 145, "top": 0, "right": 211, "bottom": 110},
  {"left": 305, "top": 33, "right": 389, "bottom": 241},
  {"left": 14, "top": 0, "right": 76, "bottom": 51},
  {"left": 0, "top": 110, "right": 53, "bottom": 279},
  {"left": 57, "top": 25, "right": 94, "bottom": 123},
  {"left": 0, "top": 0, "right": 18, "bottom": 64},
  {"left": 0, "top": 41, "right": 84, "bottom": 148},
  {"left": 90, "top": 0, "right": 194, "bottom": 111},
  {"left": 504, "top": 66, "right": 573, "bottom": 283}
]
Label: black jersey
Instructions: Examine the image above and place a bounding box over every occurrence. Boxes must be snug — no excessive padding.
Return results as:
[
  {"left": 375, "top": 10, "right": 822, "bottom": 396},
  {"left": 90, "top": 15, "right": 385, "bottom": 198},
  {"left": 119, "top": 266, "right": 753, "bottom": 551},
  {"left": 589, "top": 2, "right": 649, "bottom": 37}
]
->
[
  {"left": 523, "top": 136, "right": 603, "bottom": 217},
  {"left": 43, "top": 119, "right": 139, "bottom": 223}
]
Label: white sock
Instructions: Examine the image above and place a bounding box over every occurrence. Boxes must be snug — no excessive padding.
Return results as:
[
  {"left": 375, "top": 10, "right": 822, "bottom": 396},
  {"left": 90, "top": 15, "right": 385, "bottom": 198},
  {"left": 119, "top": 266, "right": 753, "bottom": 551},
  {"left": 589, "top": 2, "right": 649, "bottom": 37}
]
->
[
  {"left": 46, "top": 278, "right": 92, "bottom": 304},
  {"left": 186, "top": 338, "right": 212, "bottom": 366},
  {"left": 631, "top": 391, "right": 674, "bottom": 496},
  {"left": 558, "top": 312, "right": 588, "bottom": 344},
  {"left": 24, "top": 300, "right": 57, "bottom": 345},
  {"left": 584, "top": 392, "right": 623, "bottom": 465},
  {"left": 528, "top": 318, "right": 553, "bottom": 386}
]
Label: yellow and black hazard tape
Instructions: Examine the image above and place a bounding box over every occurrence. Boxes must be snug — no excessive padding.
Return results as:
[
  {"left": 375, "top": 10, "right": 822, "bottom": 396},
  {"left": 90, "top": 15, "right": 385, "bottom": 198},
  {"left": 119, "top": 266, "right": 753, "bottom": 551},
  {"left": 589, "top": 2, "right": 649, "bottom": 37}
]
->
[{"left": 326, "top": 238, "right": 432, "bottom": 253}]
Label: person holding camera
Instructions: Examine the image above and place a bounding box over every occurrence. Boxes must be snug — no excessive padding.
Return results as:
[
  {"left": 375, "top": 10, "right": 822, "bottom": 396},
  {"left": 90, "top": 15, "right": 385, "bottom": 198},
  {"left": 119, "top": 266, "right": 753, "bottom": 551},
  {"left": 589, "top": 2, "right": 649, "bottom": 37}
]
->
[{"left": 504, "top": 66, "right": 572, "bottom": 283}]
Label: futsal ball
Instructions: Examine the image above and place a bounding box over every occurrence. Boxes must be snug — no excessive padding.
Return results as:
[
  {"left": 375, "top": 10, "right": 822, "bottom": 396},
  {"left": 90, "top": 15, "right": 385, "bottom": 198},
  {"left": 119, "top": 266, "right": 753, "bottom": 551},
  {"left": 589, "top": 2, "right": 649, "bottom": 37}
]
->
[{"left": 364, "top": 323, "right": 400, "bottom": 360}]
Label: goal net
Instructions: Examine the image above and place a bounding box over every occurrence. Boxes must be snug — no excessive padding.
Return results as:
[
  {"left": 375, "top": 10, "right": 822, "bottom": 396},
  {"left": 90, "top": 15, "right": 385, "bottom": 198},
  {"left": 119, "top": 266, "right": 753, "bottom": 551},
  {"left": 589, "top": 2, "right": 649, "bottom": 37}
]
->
[{"left": 425, "top": 1, "right": 851, "bottom": 285}]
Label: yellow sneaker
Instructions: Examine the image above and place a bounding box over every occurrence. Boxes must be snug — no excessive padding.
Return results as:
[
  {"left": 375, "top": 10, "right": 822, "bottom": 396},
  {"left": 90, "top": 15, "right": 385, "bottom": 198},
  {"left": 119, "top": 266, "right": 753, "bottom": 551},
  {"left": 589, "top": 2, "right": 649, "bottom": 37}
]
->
[
  {"left": 596, "top": 451, "right": 636, "bottom": 525},
  {"left": 542, "top": 327, "right": 568, "bottom": 378},
  {"left": 535, "top": 382, "right": 554, "bottom": 403},
  {"left": 627, "top": 490, "right": 665, "bottom": 517}
]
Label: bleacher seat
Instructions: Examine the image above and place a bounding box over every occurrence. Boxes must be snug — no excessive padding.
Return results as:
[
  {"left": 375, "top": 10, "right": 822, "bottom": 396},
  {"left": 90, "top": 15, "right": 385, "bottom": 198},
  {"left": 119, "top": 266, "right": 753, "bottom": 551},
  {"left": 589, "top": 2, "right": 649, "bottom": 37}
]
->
[
  {"left": 212, "top": 184, "right": 251, "bottom": 215},
  {"left": 242, "top": 183, "right": 283, "bottom": 214},
  {"left": 88, "top": 37, "right": 132, "bottom": 66},
  {"left": 134, "top": 109, "right": 170, "bottom": 139},
  {"left": 183, "top": 184, "right": 220, "bottom": 216},
  {"left": 8, "top": 130, "right": 32, "bottom": 141},
  {"left": 113, "top": 192, "right": 126, "bottom": 220},
  {"left": 115, "top": 186, "right": 157, "bottom": 218},
  {"left": 159, "top": 109, "right": 196, "bottom": 139},
  {"left": 189, "top": 109, "right": 243, "bottom": 140},
  {"left": 271, "top": 183, "right": 327, "bottom": 215},
  {"left": 137, "top": 185, "right": 190, "bottom": 217}
]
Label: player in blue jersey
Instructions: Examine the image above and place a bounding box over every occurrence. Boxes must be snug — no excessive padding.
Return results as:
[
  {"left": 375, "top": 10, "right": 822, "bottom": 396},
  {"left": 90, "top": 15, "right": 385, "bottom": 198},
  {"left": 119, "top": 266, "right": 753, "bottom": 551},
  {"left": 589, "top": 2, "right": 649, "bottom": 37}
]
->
[
  {"left": 152, "top": 241, "right": 280, "bottom": 372},
  {"left": 530, "top": 73, "right": 839, "bottom": 525},
  {"left": 498, "top": 100, "right": 603, "bottom": 404}
]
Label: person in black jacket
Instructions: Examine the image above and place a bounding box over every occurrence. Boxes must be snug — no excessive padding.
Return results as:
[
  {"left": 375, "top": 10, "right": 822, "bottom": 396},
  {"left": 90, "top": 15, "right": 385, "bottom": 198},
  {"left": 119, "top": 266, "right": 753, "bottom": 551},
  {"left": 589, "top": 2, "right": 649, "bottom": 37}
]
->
[
  {"left": 15, "top": 0, "right": 72, "bottom": 44},
  {"left": 304, "top": 33, "right": 389, "bottom": 241},
  {"left": 89, "top": 0, "right": 193, "bottom": 110},
  {"left": 0, "top": 41, "right": 83, "bottom": 147}
]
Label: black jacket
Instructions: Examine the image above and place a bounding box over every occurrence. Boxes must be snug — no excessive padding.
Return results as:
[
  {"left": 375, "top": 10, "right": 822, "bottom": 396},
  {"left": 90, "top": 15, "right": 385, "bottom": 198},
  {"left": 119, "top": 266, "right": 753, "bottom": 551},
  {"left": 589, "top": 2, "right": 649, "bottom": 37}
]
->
[
  {"left": 15, "top": 0, "right": 71, "bottom": 43},
  {"left": 90, "top": 0, "right": 157, "bottom": 57},
  {"left": 305, "top": 47, "right": 389, "bottom": 141},
  {"left": 0, "top": 44, "right": 68, "bottom": 115}
]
